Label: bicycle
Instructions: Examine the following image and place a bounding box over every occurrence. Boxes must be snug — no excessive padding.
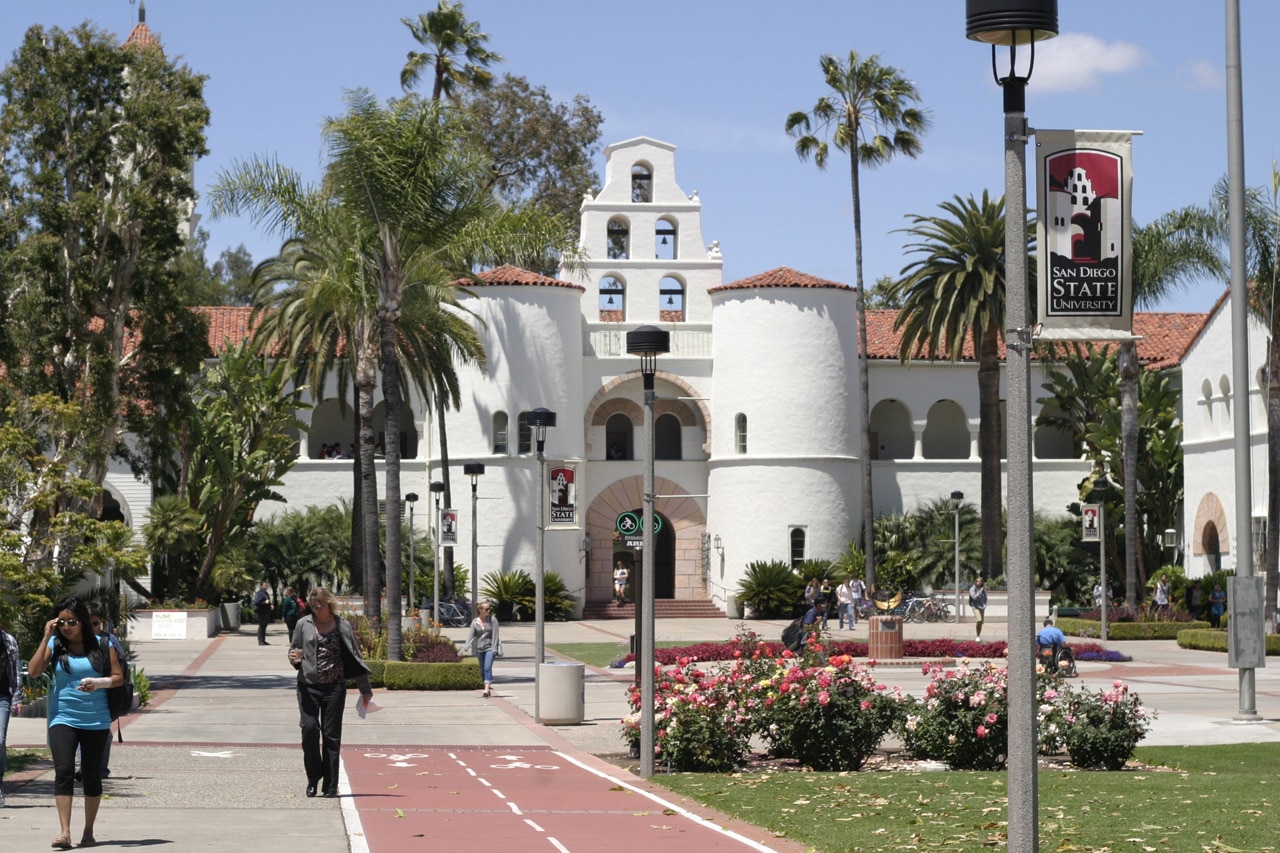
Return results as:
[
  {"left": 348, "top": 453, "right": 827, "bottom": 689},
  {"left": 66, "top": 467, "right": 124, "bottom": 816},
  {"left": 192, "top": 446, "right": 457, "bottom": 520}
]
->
[
  {"left": 422, "top": 599, "right": 472, "bottom": 628},
  {"left": 922, "top": 596, "right": 957, "bottom": 623}
]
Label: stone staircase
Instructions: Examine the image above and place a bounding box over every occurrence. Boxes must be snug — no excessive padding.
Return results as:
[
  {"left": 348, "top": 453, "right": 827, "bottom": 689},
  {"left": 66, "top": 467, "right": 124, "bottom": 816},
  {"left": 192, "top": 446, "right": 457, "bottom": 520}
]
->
[{"left": 579, "top": 598, "right": 726, "bottom": 620}]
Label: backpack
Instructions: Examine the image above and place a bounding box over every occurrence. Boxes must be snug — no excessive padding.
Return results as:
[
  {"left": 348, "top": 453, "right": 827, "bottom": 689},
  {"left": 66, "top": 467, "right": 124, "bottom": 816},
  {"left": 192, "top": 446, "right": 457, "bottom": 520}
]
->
[
  {"left": 781, "top": 617, "right": 804, "bottom": 652},
  {"left": 295, "top": 597, "right": 307, "bottom": 615},
  {"left": 96, "top": 636, "right": 134, "bottom": 721}
]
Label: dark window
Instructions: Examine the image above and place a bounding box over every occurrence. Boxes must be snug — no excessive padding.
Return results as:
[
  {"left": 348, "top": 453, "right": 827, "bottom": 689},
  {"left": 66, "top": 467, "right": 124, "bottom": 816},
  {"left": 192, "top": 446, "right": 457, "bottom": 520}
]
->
[
  {"left": 492, "top": 411, "right": 508, "bottom": 454},
  {"left": 517, "top": 411, "right": 532, "bottom": 454},
  {"left": 790, "top": 528, "right": 806, "bottom": 568},
  {"left": 655, "top": 413, "right": 682, "bottom": 460}
]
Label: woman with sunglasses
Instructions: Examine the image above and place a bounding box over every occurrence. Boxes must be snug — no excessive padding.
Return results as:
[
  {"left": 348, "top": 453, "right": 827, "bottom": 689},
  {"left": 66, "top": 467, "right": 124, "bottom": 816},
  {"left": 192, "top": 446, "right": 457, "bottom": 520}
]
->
[
  {"left": 287, "top": 587, "right": 372, "bottom": 799},
  {"left": 27, "top": 596, "right": 123, "bottom": 849},
  {"left": 461, "top": 601, "right": 501, "bottom": 698}
]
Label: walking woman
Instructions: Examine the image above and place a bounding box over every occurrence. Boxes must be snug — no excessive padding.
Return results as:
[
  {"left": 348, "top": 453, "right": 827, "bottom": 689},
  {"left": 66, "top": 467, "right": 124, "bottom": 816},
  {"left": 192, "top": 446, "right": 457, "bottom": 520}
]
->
[
  {"left": 287, "top": 587, "right": 373, "bottom": 799},
  {"left": 461, "top": 602, "right": 501, "bottom": 698},
  {"left": 27, "top": 596, "right": 123, "bottom": 849},
  {"left": 1, "top": 618, "right": 24, "bottom": 808}
]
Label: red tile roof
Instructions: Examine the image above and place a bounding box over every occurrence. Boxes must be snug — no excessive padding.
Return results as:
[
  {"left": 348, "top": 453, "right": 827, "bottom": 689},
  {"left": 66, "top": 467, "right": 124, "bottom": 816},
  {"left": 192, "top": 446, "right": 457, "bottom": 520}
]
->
[
  {"left": 709, "top": 266, "right": 851, "bottom": 293},
  {"left": 198, "top": 306, "right": 254, "bottom": 354},
  {"left": 459, "top": 265, "right": 583, "bottom": 290}
]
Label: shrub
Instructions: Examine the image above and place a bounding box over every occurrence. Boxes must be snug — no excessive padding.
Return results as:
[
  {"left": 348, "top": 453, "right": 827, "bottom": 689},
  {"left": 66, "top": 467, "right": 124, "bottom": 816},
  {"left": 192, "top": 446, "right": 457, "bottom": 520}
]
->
[
  {"left": 1177, "top": 629, "right": 1280, "bottom": 655},
  {"left": 379, "top": 659, "right": 482, "bottom": 690},
  {"left": 899, "top": 661, "right": 1009, "bottom": 770},
  {"left": 481, "top": 568, "right": 575, "bottom": 622},
  {"left": 1062, "top": 679, "right": 1154, "bottom": 770},
  {"left": 343, "top": 613, "right": 461, "bottom": 662},
  {"left": 756, "top": 655, "right": 904, "bottom": 771},
  {"left": 1059, "top": 616, "right": 1209, "bottom": 640},
  {"left": 735, "top": 560, "right": 803, "bottom": 618}
]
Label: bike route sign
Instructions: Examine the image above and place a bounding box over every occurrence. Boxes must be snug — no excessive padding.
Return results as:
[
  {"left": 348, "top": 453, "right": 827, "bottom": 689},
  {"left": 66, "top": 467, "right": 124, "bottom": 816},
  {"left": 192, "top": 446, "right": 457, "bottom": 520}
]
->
[{"left": 616, "top": 511, "right": 661, "bottom": 549}]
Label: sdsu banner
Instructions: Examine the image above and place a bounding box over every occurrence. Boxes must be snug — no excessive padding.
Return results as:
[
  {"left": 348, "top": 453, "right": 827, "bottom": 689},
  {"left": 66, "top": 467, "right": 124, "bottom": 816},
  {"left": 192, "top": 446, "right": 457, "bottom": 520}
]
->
[
  {"left": 548, "top": 465, "right": 577, "bottom": 525},
  {"left": 1035, "top": 130, "right": 1137, "bottom": 341}
]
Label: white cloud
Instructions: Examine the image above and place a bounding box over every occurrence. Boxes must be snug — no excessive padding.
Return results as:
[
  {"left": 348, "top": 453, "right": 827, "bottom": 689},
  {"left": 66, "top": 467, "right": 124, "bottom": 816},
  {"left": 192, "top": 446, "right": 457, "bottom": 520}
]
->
[
  {"left": 1180, "top": 59, "right": 1224, "bottom": 91},
  {"left": 1027, "top": 32, "right": 1150, "bottom": 93}
]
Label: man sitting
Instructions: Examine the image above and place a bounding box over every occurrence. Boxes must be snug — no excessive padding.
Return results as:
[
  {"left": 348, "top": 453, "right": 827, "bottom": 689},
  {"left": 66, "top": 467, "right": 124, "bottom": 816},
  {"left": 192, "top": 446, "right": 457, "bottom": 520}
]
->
[{"left": 1036, "top": 617, "right": 1066, "bottom": 650}]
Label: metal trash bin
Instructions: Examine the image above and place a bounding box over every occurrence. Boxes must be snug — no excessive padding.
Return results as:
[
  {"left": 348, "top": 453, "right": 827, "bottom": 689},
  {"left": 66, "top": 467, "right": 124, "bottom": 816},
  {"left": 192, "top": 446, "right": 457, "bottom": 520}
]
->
[
  {"left": 868, "top": 616, "right": 903, "bottom": 659},
  {"left": 538, "top": 661, "right": 585, "bottom": 725}
]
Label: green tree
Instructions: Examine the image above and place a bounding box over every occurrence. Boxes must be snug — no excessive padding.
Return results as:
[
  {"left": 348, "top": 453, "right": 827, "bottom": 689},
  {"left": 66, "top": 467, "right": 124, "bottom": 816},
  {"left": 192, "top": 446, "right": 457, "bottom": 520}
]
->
[
  {"left": 400, "top": 1, "right": 502, "bottom": 101},
  {"left": 141, "top": 494, "right": 202, "bottom": 601},
  {"left": 786, "top": 51, "right": 930, "bottom": 590},
  {"left": 1120, "top": 207, "right": 1224, "bottom": 606},
  {"left": 891, "top": 192, "right": 1016, "bottom": 583},
  {"left": 0, "top": 22, "right": 210, "bottom": 521},
  {"left": 321, "top": 92, "right": 566, "bottom": 660},
  {"left": 863, "top": 275, "right": 903, "bottom": 310}
]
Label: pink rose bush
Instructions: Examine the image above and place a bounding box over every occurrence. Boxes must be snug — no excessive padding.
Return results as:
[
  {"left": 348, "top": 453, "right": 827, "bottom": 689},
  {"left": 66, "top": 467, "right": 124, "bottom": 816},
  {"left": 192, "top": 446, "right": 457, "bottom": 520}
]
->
[
  {"left": 1061, "top": 678, "right": 1154, "bottom": 770},
  {"left": 899, "top": 661, "right": 1010, "bottom": 770}
]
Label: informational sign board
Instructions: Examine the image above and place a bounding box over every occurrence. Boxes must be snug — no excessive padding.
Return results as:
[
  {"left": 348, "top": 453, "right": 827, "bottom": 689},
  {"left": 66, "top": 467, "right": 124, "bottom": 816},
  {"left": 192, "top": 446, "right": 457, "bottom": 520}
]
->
[
  {"left": 440, "top": 508, "right": 458, "bottom": 545},
  {"left": 1228, "top": 575, "right": 1267, "bottom": 669},
  {"left": 150, "top": 611, "right": 188, "bottom": 640}
]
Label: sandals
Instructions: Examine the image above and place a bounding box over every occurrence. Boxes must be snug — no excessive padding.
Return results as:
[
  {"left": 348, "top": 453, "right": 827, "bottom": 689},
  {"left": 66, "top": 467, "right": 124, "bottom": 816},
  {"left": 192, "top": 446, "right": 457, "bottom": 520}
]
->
[
  {"left": 79, "top": 838, "right": 97, "bottom": 848},
  {"left": 51, "top": 837, "right": 72, "bottom": 850}
]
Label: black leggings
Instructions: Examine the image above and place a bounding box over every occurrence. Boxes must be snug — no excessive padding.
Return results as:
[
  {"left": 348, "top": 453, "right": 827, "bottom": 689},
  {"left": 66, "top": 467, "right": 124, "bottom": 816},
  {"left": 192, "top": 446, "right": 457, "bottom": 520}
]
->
[{"left": 50, "top": 724, "right": 111, "bottom": 797}]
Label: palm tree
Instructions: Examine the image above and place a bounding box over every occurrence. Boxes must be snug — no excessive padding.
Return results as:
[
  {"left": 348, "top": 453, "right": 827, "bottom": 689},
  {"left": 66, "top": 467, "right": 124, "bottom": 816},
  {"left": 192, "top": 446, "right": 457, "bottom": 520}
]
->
[
  {"left": 1121, "top": 207, "right": 1224, "bottom": 606},
  {"left": 400, "top": 1, "right": 502, "bottom": 100},
  {"left": 322, "top": 91, "right": 572, "bottom": 660},
  {"left": 786, "top": 51, "right": 929, "bottom": 590},
  {"left": 890, "top": 192, "right": 1015, "bottom": 583}
]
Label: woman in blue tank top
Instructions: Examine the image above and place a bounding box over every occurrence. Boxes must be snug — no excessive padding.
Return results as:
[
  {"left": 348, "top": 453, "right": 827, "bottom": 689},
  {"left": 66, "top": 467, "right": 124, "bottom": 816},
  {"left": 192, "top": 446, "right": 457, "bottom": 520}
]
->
[{"left": 27, "top": 596, "right": 122, "bottom": 850}]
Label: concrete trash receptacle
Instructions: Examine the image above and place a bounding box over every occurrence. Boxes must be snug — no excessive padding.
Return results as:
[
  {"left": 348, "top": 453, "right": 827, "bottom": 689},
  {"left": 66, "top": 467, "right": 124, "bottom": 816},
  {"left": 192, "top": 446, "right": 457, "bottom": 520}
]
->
[
  {"left": 868, "top": 616, "right": 903, "bottom": 659},
  {"left": 538, "top": 661, "right": 585, "bottom": 725}
]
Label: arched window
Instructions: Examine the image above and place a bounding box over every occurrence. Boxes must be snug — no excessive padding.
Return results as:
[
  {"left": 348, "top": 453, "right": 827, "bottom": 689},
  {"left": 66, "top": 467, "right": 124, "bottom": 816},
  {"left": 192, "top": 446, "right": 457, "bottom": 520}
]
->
[
  {"left": 655, "top": 218, "right": 677, "bottom": 260},
  {"left": 492, "top": 411, "right": 508, "bottom": 454},
  {"left": 517, "top": 411, "right": 532, "bottom": 454},
  {"left": 605, "top": 413, "right": 633, "bottom": 460},
  {"left": 599, "top": 275, "right": 625, "bottom": 321},
  {"left": 655, "top": 413, "right": 682, "bottom": 460},
  {"left": 789, "top": 528, "right": 807, "bottom": 568},
  {"left": 735, "top": 413, "right": 747, "bottom": 454},
  {"left": 607, "top": 218, "right": 630, "bottom": 260},
  {"left": 631, "top": 163, "right": 653, "bottom": 202},
  {"left": 659, "top": 276, "right": 685, "bottom": 322}
]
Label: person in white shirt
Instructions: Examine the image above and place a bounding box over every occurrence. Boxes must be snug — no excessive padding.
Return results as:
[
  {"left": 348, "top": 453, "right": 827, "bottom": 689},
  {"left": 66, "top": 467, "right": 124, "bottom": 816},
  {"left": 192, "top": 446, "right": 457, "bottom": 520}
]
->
[{"left": 836, "top": 580, "right": 855, "bottom": 629}]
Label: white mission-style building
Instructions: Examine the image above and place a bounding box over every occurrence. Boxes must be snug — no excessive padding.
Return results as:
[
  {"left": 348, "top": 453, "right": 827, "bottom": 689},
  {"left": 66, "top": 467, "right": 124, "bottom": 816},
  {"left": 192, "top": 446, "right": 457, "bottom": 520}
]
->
[{"left": 102, "top": 136, "right": 1264, "bottom": 614}]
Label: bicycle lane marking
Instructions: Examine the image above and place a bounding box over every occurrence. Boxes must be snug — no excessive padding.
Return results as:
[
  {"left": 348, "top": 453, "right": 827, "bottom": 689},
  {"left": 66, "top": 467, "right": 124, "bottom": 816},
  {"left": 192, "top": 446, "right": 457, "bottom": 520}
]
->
[{"left": 342, "top": 747, "right": 782, "bottom": 852}]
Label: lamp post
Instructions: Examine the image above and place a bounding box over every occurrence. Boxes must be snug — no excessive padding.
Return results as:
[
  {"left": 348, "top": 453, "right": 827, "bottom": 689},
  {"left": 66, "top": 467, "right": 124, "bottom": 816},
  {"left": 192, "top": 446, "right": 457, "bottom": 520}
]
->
[
  {"left": 405, "top": 492, "right": 419, "bottom": 615},
  {"left": 950, "top": 491, "right": 965, "bottom": 620},
  {"left": 965, "top": 3, "right": 1058, "bottom": 850},
  {"left": 527, "top": 407, "right": 557, "bottom": 724},
  {"left": 463, "top": 463, "right": 485, "bottom": 614},
  {"left": 429, "top": 480, "right": 445, "bottom": 625},
  {"left": 1094, "top": 476, "right": 1111, "bottom": 644},
  {"left": 626, "top": 325, "right": 670, "bottom": 779}
]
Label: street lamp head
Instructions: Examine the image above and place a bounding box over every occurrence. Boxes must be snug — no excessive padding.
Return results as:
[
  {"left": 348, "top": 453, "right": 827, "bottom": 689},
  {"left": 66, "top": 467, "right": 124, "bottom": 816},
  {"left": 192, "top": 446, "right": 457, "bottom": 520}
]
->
[
  {"left": 404, "top": 492, "right": 418, "bottom": 504},
  {"left": 951, "top": 490, "right": 965, "bottom": 502},
  {"left": 626, "top": 325, "right": 670, "bottom": 390},
  {"left": 527, "top": 407, "right": 557, "bottom": 453},
  {"left": 1162, "top": 528, "right": 1178, "bottom": 549},
  {"left": 463, "top": 462, "right": 486, "bottom": 479},
  {"left": 965, "top": 0, "right": 1058, "bottom": 46},
  {"left": 429, "top": 480, "right": 445, "bottom": 495}
]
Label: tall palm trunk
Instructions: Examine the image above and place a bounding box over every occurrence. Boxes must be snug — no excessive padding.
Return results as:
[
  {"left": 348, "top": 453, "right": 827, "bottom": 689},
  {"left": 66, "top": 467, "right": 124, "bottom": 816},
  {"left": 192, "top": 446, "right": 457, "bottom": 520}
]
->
[
  {"left": 355, "top": 329, "right": 381, "bottom": 632},
  {"left": 378, "top": 269, "right": 406, "bottom": 662},
  {"left": 848, "top": 152, "right": 876, "bottom": 589},
  {"left": 435, "top": 394, "right": 457, "bottom": 599},
  {"left": 977, "top": 320, "right": 1002, "bottom": 580},
  {"left": 1119, "top": 341, "right": 1141, "bottom": 608}
]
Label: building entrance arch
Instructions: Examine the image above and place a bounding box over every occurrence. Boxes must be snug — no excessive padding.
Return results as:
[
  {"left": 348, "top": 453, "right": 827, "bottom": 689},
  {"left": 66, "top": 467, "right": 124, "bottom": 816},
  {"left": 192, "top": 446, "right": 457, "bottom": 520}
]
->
[{"left": 612, "top": 509, "right": 675, "bottom": 599}]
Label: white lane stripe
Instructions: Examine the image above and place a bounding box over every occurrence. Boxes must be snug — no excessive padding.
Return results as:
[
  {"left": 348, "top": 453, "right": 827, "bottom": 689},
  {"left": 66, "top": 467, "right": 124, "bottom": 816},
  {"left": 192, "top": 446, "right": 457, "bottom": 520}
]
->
[
  {"left": 491, "top": 788, "right": 505, "bottom": 799},
  {"left": 548, "top": 838, "right": 570, "bottom": 852},
  {"left": 479, "top": 777, "right": 492, "bottom": 787},
  {"left": 466, "top": 768, "right": 477, "bottom": 776},
  {"left": 337, "top": 758, "right": 369, "bottom": 853},
  {"left": 507, "top": 801, "right": 524, "bottom": 815},
  {"left": 524, "top": 818, "right": 545, "bottom": 832},
  {"left": 552, "top": 751, "right": 780, "bottom": 853}
]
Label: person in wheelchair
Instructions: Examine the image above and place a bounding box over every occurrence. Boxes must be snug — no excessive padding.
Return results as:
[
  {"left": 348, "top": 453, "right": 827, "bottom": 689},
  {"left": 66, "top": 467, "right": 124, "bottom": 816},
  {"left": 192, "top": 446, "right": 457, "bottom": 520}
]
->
[{"left": 1035, "top": 618, "right": 1076, "bottom": 676}]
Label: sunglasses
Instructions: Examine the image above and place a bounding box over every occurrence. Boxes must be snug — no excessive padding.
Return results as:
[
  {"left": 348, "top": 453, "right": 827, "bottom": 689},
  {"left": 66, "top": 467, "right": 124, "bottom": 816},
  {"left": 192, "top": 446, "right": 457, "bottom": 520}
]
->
[{"left": 57, "top": 619, "right": 80, "bottom": 628}]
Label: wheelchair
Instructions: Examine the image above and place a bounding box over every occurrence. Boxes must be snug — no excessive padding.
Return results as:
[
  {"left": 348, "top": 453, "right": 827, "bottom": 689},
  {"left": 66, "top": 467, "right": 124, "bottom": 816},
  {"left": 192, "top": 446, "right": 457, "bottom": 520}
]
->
[{"left": 1036, "top": 642, "right": 1077, "bottom": 677}]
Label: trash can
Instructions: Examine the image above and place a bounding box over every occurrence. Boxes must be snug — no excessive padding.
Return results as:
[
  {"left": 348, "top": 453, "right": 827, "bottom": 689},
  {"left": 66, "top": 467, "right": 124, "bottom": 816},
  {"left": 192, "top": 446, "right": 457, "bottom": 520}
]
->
[
  {"left": 219, "top": 602, "right": 241, "bottom": 632},
  {"left": 538, "top": 661, "right": 585, "bottom": 725},
  {"left": 868, "top": 616, "right": 903, "bottom": 659}
]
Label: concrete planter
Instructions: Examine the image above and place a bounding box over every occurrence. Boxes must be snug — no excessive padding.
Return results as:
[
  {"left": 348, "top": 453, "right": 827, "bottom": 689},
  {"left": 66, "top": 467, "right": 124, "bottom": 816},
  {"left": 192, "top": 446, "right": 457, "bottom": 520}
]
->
[{"left": 132, "top": 608, "right": 220, "bottom": 639}]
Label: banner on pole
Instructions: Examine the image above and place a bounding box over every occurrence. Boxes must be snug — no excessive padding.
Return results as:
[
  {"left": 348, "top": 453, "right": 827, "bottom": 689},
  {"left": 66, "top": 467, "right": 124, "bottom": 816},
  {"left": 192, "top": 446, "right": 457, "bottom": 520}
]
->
[
  {"left": 440, "top": 508, "right": 458, "bottom": 545},
  {"left": 548, "top": 464, "right": 577, "bottom": 525},
  {"left": 1035, "top": 129, "right": 1139, "bottom": 342},
  {"left": 1081, "top": 504, "right": 1101, "bottom": 542}
]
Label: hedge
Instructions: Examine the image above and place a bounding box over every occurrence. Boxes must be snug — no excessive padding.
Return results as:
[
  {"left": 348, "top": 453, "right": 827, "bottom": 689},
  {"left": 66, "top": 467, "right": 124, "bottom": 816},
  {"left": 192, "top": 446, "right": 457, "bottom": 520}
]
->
[
  {"left": 360, "top": 658, "right": 483, "bottom": 690},
  {"left": 1058, "top": 617, "right": 1211, "bottom": 640},
  {"left": 1177, "top": 629, "right": 1280, "bottom": 655}
]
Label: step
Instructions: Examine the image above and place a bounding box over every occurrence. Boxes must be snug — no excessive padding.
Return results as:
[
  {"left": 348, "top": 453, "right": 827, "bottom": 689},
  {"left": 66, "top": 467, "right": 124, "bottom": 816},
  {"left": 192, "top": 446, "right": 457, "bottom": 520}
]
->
[{"left": 580, "top": 599, "right": 725, "bottom": 620}]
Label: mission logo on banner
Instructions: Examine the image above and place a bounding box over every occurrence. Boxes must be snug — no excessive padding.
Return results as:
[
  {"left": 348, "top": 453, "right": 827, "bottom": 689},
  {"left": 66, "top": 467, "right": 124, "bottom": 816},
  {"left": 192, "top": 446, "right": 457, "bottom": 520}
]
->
[{"left": 1035, "top": 130, "right": 1138, "bottom": 342}]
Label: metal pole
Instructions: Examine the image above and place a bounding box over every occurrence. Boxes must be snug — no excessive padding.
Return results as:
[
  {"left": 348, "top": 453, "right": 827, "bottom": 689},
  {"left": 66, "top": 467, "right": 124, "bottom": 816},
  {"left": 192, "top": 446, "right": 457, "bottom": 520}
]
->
[
  {"left": 535, "top": 445, "right": 547, "bottom": 724},
  {"left": 432, "top": 494, "right": 441, "bottom": 626},
  {"left": 471, "top": 478, "right": 479, "bottom": 614},
  {"left": 1002, "top": 75, "right": 1039, "bottom": 852},
  {"left": 408, "top": 502, "right": 415, "bottom": 614},
  {"left": 953, "top": 502, "right": 962, "bottom": 620},
  {"left": 1225, "top": 0, "right": 1259, "bottom": 719},
  {"left": 1100, "top": 499, "right": 1108, "bottom": 644},
  {"left": 639, "top": 376, "right": 657, "bottom": 778}
]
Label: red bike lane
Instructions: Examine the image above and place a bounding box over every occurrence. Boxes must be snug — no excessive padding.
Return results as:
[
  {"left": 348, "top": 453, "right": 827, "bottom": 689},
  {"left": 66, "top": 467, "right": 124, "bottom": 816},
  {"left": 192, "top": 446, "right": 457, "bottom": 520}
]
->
[{"left": 343, "top": 745, "right": 780, "bottom": 852}]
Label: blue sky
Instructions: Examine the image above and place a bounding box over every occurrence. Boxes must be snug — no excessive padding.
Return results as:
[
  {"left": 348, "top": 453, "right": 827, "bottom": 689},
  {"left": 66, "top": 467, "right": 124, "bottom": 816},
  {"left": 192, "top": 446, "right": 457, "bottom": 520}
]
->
[{"left": 4, "top": 1, "right": 1278, "bottom": 313}]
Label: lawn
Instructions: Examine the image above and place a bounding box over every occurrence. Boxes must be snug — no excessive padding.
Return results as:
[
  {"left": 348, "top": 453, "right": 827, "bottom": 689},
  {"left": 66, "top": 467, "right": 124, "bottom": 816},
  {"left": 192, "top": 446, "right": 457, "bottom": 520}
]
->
[
  {"left": 5, "top": 749, "right": 49, "bottom": 774},
  {"left": 654, "top": 743, "right": 1279, "bottom": 852},
  {"left": 547, "top": 640, "right": 687, "bottom": 669}
]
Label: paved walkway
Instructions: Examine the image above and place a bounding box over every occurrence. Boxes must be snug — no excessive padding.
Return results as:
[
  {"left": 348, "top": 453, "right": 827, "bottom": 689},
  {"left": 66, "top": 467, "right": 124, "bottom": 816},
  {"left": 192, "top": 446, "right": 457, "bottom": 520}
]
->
[{"left": 3, "top": 616, "right": 1279, "bottom": 850}]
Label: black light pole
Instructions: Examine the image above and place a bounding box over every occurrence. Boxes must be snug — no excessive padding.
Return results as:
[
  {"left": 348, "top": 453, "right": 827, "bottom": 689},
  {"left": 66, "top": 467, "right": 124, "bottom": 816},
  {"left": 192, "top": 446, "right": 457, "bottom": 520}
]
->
[
  {"left": 463, "top": 462, "right": 485, "bottom": 615},
  {"left": 429, "top": 480, "right": 445, "bottom": 625},
  {"left": 951, "top": 490, "right": 965, "bottom": 620},
  {"left": 526, "top": 407, "right": 556, "bottom": 724},
  {"left": 965, "top": 3, "right": 1058, "bottom": 850},
  {"left": 626, "top": 325, "right": 670, "bottom": 779},
  {"left": 405, "top": 492, "right": 419, "bottom": 616}
]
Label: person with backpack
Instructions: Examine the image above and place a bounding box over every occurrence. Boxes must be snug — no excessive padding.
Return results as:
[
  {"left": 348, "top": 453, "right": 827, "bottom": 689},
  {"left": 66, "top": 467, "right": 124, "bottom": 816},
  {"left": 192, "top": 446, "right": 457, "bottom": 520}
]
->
[
  {"left": 85, "top": 603, "right": 126, "bottom": 780},
  {"left": 282, "top": 586, "right": 302, "bottom": 637},
  {"left": 27, "top": 595, "right": 123, "bottom": 849}
]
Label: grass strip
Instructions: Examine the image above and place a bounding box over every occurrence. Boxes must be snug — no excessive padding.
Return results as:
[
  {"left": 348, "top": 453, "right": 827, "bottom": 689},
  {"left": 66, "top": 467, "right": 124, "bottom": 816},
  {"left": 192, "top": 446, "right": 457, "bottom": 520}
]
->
[{"left": 548, "top": 641, "right": 686, "bottom": 669}]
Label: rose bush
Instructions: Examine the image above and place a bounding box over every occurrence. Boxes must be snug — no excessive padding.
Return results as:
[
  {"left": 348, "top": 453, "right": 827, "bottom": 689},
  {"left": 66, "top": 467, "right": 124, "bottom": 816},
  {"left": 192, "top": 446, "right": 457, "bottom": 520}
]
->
[
  {"left": 1062, "top": 679, "right": 1154, "bottom": 770},
  {"left": 898, "top": 661, "right": 1009, "bottom": 770}
]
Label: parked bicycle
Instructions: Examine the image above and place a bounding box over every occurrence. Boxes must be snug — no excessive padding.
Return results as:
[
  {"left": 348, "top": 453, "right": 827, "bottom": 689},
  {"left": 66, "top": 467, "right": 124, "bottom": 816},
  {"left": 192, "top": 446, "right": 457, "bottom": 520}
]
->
[{"left": 421, "top": 598, "right": 472, "bottom": 628}]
